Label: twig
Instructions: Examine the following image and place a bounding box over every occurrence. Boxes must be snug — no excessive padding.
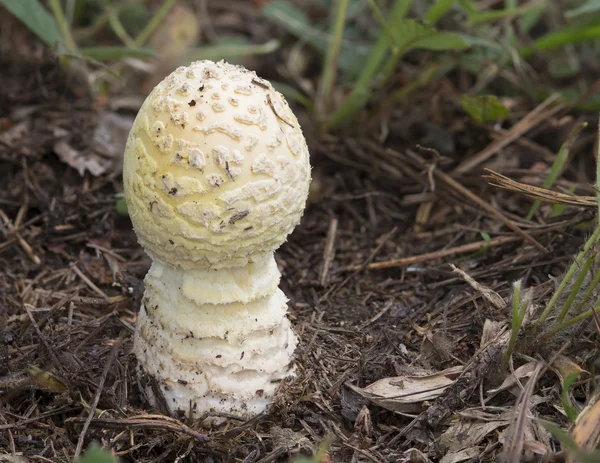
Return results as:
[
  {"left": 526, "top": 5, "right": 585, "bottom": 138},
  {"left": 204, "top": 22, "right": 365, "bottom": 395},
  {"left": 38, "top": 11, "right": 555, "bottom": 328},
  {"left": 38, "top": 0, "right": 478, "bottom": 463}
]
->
[
  {"left": 327, "top": 227, "right": 397, "bottom": 294},
  {"left": 71, "top": 263, "right": 109, "bottom": 299},
  {"left": 485, "top": 169, "right": 596, "bottom": 208},
  {"left": 67, "top": 415, "right": 209, "bottom": 442},
  {"left": 453, "top": 93, "right": 564, "bottom": 174},
  {"left": 421, "top": 155, "right": 547, "bottom": 253},
  {"left": 73, "top": 336, "right": 124, "bottom": 459},
  {"left": 345, "top": 228, "right": 551, "bottom": 271},
  {"left": 320, "top": 218, "right": 338, "bottom": 286},
  {"left": 0, "top": 209, "right": 41, "bottom": 265},
  {"left": 34, "top": 289, "right": 127, "bottom": 305}
]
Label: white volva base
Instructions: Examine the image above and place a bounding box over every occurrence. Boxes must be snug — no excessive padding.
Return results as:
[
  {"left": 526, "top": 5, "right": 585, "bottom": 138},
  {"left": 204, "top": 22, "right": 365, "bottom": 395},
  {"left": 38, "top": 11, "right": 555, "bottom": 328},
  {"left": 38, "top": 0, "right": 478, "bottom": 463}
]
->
[{"left": 132, "top": 254, "right": 298, "bottom": 418}]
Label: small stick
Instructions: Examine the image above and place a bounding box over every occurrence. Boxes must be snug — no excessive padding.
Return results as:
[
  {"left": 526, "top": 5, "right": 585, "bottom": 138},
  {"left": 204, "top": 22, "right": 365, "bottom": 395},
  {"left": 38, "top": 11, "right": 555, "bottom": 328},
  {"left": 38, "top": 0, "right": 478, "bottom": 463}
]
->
[
  {"left": 67, "top": 415, "right": 208, "bottom": 442},
  {"left": 326, "top": 227, "right": 397, "bottom": 297},
  {"left": 74, "top": 336, "right": 124, "bottom": 459},
  {"left": 345, "top": 233, "right": 535, "bottom": 271},
  {"left": 71, "top": 264, "right": 109, "bottom": 299},
  {"left": 453, "top": 93, "right": 564, "bottom": 174},
  {"left": 0, "top": 209, "right": 41, "bottom": 265},
  {"left": 34, "top": 289, "right": 127, "bottom": 305},
  {"left": 426, "top": 157, "right": 547, "bottom": 253},
  {"left": 320, "top": 218, "right": 338, "bottom": 286}
]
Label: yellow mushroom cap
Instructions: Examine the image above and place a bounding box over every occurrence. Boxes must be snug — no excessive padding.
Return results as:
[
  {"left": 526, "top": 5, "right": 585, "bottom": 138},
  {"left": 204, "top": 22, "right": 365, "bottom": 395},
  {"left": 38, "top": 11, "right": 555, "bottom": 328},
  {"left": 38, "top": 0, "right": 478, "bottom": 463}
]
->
[{"left": 123, "top": 60, "right": 311, "bottom": 269}]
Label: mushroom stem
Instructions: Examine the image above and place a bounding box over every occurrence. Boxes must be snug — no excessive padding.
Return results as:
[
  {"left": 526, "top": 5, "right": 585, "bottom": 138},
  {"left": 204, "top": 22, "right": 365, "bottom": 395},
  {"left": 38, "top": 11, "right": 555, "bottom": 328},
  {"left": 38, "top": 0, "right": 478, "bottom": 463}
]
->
[{"left": 132, "top": 253, "right": 298, "bottom": 418}]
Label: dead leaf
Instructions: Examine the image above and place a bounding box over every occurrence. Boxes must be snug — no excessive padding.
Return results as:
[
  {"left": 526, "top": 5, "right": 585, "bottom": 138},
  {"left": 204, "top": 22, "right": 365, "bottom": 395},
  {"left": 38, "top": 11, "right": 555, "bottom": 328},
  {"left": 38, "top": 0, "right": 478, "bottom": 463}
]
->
[
  {"left": 480, "top": 319, "right": 507, "bottom": 348},
  {"left": 403, "top": 448, "right": 432, "bottom": 463},
  {"left": 54, "top": 140, "right": 110, "bottom": 177},
  {"left": 551, "top": 355, "right": 587, "bottom": 384},
  {"left": 53, "top": 112, "right": 133, "bottom": 177},
  {"left": 488, "top": 361, "right": 538, "bottom": 397},
  {"left": 500, "top": 362, "right": 544, "bottom": 463},
  {"left": 91, "top": 111, "right": 133, "bottom": 162},
  {"left": 569, "top": 394, "right": 600, "bottom": 462},
  {"left": 440, "top": 447, "right": 481, "bottom": 463},
  {"left": 440, "top": 417, "right": 508, "bottom": 452},
  {"left": 347, "top": 366, "right": 463, "bottom": 414},
  {"left": 420, "top": 330, "right": 456, "bottom": 367}
]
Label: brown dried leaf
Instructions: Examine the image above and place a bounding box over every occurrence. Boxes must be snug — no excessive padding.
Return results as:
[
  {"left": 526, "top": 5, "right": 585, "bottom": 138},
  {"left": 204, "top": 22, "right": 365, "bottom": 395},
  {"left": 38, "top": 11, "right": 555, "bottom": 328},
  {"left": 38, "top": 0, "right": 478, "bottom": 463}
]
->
[
  {"left": 347, "top": 366, "right": 463, "bottom": 414},
  {"left": 54, "top": 140, "right": 110, "bottom": 177},
  {"left": 569, "top": 395, "right": 600, "bottom": 460},
  {"left": 480, "top": 319, "right": 508, "bottom": 349},
  {"left": 551, "top": 355, "right": 587, "bottom": 384},
  {"left": 440, "top": 447, "right": 482, "bottom": 463},
  {"left": 488, "top": 361, "right": 538, "bottom": 397},
  {"left": 440, "top": 418, "right": 508, "bottom": 452}
]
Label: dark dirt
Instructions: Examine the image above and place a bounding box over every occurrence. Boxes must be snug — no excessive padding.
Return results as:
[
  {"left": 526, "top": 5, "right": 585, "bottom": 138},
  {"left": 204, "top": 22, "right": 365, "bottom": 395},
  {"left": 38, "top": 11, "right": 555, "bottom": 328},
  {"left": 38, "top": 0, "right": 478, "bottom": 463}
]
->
[{"left": 2, "top": 3, "right": 600, "bottom": 463}]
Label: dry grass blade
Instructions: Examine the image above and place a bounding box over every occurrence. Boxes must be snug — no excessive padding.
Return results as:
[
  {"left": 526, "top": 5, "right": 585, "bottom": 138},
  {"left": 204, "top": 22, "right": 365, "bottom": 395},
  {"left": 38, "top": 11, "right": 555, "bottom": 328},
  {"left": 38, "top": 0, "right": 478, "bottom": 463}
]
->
[
  {"left": 363, "top": 142, "right": 547, "bottom": 253},
  {"left": 66, "top": 415, "right": 209, "bottom": 442},
  {"left": 484, "top": 169, "right": 596, "bottom": 208},
  {"left": 450, "top": 264, "right": 506, "bottom": 310},
  {"left": 453, "top": 93, "right": 564, "bottom": 174},
  {"left": 73, "top": 336, "right": 124, "bottom": 459},
  {"left": 500, "top": 362, "right": 544, "bottom": 463}
]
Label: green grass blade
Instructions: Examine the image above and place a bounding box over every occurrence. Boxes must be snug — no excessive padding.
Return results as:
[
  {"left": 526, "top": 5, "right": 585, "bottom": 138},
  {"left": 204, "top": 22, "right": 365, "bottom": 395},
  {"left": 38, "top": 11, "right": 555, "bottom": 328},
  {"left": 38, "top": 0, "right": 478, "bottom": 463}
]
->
[
  {"left": 537, "top": 225, "right": 600, "bottom": 323},
  {"left": 133, "top": 0, "right": 177, "bottom": 48},
  {"left": 556, "top": 256, "right": 594, "bottom": 323},
  {"left": 424, "top": 0, "right": 458, "bottom": 26},
  {"left": 566, "top": 0, "right": 600, "bottom": 18},
  {"left": 78, "top": 46, "right": 156, "bottom": 60},
  {"left": 520, "top": 16, "right": 600, "bottom": 57},
  {"left": 561, "top": 372, "right": 582, "bottom": 422},
  {"left": 317, "top": 0, "right": 350, "bottom": 116},
  {"left": 183, "top": 39, "right": 280, "bottom": 63},
  {"left": 0, "top": 0, "right": 60, "bottom": 47},
  {"left": 108, "top": 7, "right": 135, "bottom": 47},
  {"left": 526, "top": 122, "right": 587, "bottom": 220},
  {"left": 468, "top": 5, "right": 543, "bottom": 23},
  {"left": 48, "top": 0, "right": 77, "bottom": 50},
  {"left": 325, "top": 0, "right": 412, "bottom": 129},
  {"left": 504, "top": 280, "right": 527, "bottom": 366}
]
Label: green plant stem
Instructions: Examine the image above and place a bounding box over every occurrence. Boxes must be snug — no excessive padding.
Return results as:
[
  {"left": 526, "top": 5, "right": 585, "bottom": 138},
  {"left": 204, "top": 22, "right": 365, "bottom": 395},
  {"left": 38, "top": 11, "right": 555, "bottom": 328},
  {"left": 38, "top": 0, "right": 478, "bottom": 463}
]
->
[
  {"left": 571, "top": 267, "right": 600, "bottom": 316},
  {"left": 556, "top": 256, "right": 594, "bottom": 323},
  {"left": 325, "top": 0, "right": 412, "bottom": 130},
  {"left": 365, "top": 0, "right": 399, "bottom": 51},
  {"left": 540, "top": 303, "right": 600, "bottom": 342},
  {"left": 317, "top": 0, "right": 349, "bottom": 116},
  {"left": 108, "top": 7, "right": 134, "bottom": 47},
  {"left": 537, "top": 225, "right": 600, "bottom": 323},
  {"left": 134, "top": 0, "right": 177, "bottom": 48},
  {"left": 74, "top": 10, "right": 110, "bottom": 42},
  {"left": 504, "top": 280, "right": 526, "bottom": 366},
  {"left": 423, "top": 0, "right": 457, "bottom": 26},
  {"left": 48, "top": 0, "right": 77, "bottom": 50}
]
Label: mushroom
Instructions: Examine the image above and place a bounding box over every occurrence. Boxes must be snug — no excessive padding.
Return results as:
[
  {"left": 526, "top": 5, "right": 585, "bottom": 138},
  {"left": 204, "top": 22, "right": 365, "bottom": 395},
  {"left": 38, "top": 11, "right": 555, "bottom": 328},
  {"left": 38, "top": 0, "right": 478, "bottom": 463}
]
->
[{"left": 122, "top": 60, "right": 311, "bottom": 418}]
